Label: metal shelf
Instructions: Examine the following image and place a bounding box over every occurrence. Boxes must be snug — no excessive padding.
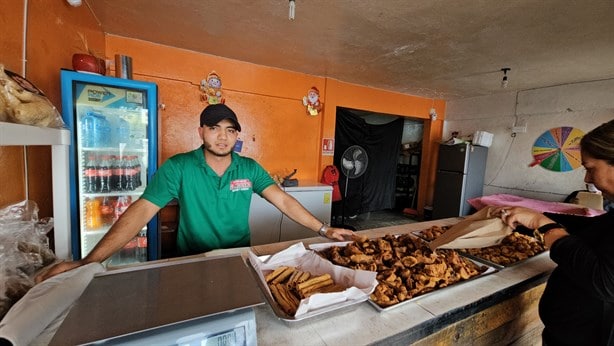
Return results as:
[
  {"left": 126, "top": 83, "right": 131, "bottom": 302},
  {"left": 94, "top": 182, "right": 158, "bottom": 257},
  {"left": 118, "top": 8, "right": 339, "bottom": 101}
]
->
[{"left": 396, "top": 152, "right": 421, "bottom": 210}]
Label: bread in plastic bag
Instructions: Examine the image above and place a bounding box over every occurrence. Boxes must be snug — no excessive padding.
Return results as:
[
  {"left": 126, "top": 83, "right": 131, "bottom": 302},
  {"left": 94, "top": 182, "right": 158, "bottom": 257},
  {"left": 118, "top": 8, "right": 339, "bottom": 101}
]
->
[
  {"left": 0, "top": 200, "right": 57, "bottom": 321},
  {"left": 0, "top": 64, "right": 65, "bottom": 128}
]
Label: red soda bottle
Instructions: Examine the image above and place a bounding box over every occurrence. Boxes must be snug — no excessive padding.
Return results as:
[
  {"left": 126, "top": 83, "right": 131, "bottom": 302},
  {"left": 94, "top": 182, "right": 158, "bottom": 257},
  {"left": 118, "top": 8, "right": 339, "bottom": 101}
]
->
[
  {"left": 98, "top": 155, "right": 112, "bottom": 193},
  {"left": 118, "top": 156, "right": 128, "bottom": 191},
  {"left": 110, "top": 155, "right": 120, "bottom": 192},
  {"left": 100, "top": 196, "right": 115, "bottom": 226},
  {"left": 121, "top": 237, "right": 138, "bottom": 264},
  {"left": 133, "top": 156, "right": 142, "bottom": 188},
  {"left": 124, "top": 156, "right": 136, "bottom": 191},
  {"left": 114, "top": 195, "right": 132, "bottom": 220},
  {"left": 84, "top": 155, "right": 98, "bottom": 193},
  {"left": 137, "top": 230, "right": 147, "bottom": 262}
]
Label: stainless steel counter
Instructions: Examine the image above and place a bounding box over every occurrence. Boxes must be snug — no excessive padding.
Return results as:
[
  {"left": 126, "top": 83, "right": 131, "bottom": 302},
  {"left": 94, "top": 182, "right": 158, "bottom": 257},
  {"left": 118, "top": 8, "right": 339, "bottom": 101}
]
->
[
  {"left": 49, "top": 217, "right": 554, "bottom": 345},
  {"left": 50, "top": 255, "right": 263, "bottom": 345},
  {"left": 250, "top": 219, "right": 555, "bottom": 345}
]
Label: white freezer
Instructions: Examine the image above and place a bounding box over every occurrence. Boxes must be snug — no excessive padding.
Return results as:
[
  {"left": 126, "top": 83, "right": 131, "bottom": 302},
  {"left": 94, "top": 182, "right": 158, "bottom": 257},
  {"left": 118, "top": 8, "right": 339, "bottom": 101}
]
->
[{"left": 249, "top": 183, "right": 333, "bottom": 245}]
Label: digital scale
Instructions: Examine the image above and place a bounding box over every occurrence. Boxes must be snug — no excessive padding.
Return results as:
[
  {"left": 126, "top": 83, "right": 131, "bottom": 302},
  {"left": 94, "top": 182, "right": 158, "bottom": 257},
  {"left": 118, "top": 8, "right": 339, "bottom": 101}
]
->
[
  {"left": 50, "top": 255, "right": 263, "bottom": 345},
  {"left": 87, "top": 307, "right": 256, "bottom": 345}
]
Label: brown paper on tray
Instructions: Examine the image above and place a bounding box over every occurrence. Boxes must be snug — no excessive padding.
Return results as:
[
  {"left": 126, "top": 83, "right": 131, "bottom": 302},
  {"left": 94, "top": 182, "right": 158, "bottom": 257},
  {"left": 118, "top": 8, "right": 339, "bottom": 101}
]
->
[{"left": 428, "top": 206, "right": 513, "bottom": 250}]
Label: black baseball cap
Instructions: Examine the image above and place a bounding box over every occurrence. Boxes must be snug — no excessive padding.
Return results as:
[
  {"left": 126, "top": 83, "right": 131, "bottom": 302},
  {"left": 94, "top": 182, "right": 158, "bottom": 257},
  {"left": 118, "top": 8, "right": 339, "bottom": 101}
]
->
[{"left": 199, "top": 104, "right": 241, "bottom": 132}]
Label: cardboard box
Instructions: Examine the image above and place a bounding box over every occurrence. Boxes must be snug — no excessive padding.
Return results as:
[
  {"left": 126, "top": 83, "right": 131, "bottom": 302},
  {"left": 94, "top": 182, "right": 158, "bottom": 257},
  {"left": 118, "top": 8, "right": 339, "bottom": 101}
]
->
[{"left": 473, "top": 131, "right": 493, "bottom": 147}]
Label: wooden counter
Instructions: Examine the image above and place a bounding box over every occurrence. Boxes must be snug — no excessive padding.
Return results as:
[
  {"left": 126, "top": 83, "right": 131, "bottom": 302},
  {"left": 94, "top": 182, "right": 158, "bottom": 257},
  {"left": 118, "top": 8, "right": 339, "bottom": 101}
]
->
[{"left": 250, "top": 218, "right": 555, "bottom": 345}]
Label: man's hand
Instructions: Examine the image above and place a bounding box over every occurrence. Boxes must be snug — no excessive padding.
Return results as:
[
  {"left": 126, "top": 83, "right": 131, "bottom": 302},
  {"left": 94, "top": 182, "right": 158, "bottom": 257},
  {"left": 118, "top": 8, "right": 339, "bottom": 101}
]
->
[
  {"left": 324, "top": 227, "right": 355, "bottom": 241},
  {"left": 35, "top": 260, "right": 86, "bottom": 283}
]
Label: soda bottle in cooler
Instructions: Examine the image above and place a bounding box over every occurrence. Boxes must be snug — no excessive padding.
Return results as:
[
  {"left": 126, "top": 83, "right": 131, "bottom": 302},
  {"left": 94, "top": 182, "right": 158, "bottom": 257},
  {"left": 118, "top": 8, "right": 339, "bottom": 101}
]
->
[
  {"left": 100, "top": 196, "right": 115, "bottom": 227},
  {"left": 81, "top": 112, "right": 97, "bottom": 148},
  {"left": 116, "top": 155, "right": 127, "bottom": 191},
  {"left": 131, "top": 155, "right": 140, "bottom": 189},
  {"left": 85, "top": 198, "right": 102, "bottom": 231},
  {"left": 115, "top": 117, "right": 131, "bottom": 147},
  {"left": 136, "top": 230, "right": 148, "bottom": 262},
  {"left": 124, "top": 156, "right": 136, "bottom": 191},
  {"left": 96, "top": 113, "right": 112, "bottom": 147},
  {"left": 83, "top": 154, "right": 99, "bottom": 193},
  {"left": 121, "top": 237, "right": 138, "bottom": 264},
  {"left": 110, "top": 155, "right": 120, "bottom": 192},
  {"left": 97, "top": 154, "right": 112, "bottom": 193},
  {"left": 133, "top": 155, "right": 142, "bottom": 188},
  {"left": 114, "top": 195, "right": 132, "bottom": 221}
]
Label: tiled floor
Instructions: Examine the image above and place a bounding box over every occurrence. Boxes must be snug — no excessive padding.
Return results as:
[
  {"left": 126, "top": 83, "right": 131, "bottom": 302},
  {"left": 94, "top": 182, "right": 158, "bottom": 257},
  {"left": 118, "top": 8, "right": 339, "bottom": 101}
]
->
[{"left": 332, "top": 209, "right": 419, "bottom": 231}]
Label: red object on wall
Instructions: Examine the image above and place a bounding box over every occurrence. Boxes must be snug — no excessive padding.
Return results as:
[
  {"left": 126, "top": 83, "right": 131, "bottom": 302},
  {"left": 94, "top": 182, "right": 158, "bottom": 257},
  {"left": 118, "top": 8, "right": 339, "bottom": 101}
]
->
[
  {"left": 321, "top": 165, "right": 342, "bottom": 202},
  {"left": 72, "top": 53, "right": 106, "bottom": 75}
]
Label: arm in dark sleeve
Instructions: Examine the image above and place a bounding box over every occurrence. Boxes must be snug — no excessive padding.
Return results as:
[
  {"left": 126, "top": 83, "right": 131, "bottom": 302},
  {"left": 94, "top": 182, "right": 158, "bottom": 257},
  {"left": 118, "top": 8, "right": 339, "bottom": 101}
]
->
[
  {"left": 544, "top": 212, "right": 597, "bottom": 234},
  {"left": 548, "top": 213, "right": 614, "bottom": 301},
  {"left": 513, "top": 212, "right": 592, "bottom": 236}
]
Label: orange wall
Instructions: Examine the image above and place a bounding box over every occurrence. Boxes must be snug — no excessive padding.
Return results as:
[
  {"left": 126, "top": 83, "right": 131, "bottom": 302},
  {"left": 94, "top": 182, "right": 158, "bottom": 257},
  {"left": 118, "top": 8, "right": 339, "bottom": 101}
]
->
[
  {"left": 1, "top": 1, "right": 444, "bottom": 219},
  {"left": 0, "top": 0, "right": 26, "bottom": 209},
  {"left": 0, "top": 0, "right": 104, "bottom": 215},
  {"left": 105, "top": 36, "right": 445, "bottom": 211}
]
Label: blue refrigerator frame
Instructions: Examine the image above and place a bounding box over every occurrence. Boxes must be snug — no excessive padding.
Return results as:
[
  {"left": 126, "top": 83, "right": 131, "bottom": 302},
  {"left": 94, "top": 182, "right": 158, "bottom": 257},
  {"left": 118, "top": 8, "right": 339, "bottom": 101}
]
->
[{"left": 60, "top": 69, "right": 159, "bottom": 261}]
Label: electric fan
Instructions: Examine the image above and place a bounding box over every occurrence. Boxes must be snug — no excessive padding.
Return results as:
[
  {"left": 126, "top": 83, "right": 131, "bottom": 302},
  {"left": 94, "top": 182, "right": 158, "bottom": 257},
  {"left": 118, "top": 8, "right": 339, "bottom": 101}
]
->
[{"left": 338, "top": 145, "right": 369, "bottom": 229}]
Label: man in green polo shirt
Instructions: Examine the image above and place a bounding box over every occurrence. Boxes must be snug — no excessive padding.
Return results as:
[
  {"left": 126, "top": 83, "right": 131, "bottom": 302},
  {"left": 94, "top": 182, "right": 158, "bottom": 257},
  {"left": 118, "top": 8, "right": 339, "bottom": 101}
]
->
[
  {"left": 38, "top": 104, "right": 354, "bottom": 281},
  {"left": 141, "top": 104, "right": 283, "bottom": 255}
]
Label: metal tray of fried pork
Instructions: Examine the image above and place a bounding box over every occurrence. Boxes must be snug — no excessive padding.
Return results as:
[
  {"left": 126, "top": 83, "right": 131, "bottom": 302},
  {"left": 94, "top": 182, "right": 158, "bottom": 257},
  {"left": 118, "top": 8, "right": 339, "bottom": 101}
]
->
[
  {"left": 411, "top": 227, "right": 547, "bottom": 269},
  {"left": 309, "top": 233, "right": 498, "bottom": 312}
]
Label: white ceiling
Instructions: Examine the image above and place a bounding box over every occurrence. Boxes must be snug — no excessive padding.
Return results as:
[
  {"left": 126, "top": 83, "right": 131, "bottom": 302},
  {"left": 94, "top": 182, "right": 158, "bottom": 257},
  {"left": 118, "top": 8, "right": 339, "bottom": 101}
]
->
[{"left": 85, "top": 0, "right": 614, "bottom": 100}]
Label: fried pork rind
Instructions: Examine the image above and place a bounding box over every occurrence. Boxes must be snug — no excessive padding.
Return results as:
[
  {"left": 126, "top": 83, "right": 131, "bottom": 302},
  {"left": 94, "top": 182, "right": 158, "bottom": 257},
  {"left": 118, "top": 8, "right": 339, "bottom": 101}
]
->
[
  {"left": 415, "top": 225, "right": 449, "bottom": 241},
  {"left": 462, "top": 232, "right": 545, "bottom": 266},
  {"left": 417, "top": 226, "right": 545, "bottom": 266},
  {"left": 318, "top": 234, "right": 487, "bottom": 308}
]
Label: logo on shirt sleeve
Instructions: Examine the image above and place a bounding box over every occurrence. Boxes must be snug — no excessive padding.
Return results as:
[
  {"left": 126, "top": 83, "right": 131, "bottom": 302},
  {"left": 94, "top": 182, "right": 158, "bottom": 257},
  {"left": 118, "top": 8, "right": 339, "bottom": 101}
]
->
[{"left": 230, "top": 179, "right": 252, "bottom": 192}]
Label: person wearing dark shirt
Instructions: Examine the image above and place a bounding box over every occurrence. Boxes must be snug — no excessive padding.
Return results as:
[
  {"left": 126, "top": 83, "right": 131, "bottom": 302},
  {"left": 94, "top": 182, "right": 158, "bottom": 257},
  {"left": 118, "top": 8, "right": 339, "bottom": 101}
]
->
[{"left": 495, "top": 119, "right": 614, "bottom": 345}]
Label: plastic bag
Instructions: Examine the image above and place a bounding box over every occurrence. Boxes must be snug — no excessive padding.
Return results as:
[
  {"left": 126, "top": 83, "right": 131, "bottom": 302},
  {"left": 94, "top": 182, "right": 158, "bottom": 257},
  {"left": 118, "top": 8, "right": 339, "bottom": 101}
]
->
[
  {"left": 0, "top": 64, "right": 65, "bottom": 128},
  {"left": 0, "top": 201, "right": 57, "bottom": 321}
]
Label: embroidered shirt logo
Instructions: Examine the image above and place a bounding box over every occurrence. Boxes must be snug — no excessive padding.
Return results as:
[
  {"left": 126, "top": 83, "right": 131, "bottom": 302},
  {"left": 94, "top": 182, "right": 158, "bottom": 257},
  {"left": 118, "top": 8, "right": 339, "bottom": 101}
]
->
[{"left": 230, "top": 179, "right": 252, "bottom": 192}]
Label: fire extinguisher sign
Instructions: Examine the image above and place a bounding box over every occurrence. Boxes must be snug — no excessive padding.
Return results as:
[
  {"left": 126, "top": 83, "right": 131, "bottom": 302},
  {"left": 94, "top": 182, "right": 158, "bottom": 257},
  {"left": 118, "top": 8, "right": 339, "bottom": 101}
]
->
[{"left": 322, "top": 138, "right": 334, "bottom": 156}]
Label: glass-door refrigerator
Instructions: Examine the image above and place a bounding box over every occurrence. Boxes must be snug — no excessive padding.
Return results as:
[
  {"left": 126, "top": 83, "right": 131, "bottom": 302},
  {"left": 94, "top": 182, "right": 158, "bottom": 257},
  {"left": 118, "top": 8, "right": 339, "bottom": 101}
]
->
[{"left": 60, "top": 69, "right": 159, "bottom": 265}]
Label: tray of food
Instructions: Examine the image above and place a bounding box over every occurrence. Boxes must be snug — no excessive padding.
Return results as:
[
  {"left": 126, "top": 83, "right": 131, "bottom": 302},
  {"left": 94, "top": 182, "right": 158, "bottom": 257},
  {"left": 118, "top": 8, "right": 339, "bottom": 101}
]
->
[
  {"left": 309, "top": 233, "right": 497, "bottom": 312},
  {"left": 246, "top": 243, "right": 378, "bottom": 325},
  {"left": 411, "top": 225, "right": 450, "bottom": 242},
  {"left": 412, "top": 225, "right": 546, "bottom": 269}
]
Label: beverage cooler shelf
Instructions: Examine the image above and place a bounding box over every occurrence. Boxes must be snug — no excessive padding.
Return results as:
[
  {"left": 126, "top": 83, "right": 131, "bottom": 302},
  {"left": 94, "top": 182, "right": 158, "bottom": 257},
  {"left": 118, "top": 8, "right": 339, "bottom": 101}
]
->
[
  {"left": 82, "top": 188, "right": 145, "bottom": 198},
  {"left": 61, "top": 69, "right": 158, "bottom": 262}
]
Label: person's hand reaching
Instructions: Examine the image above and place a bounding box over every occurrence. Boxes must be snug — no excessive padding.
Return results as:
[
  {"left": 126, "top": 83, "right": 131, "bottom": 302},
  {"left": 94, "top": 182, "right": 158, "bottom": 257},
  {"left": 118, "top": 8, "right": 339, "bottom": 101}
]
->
[{"left": 35, "top": 260, "right": 86, "bottom": 283}]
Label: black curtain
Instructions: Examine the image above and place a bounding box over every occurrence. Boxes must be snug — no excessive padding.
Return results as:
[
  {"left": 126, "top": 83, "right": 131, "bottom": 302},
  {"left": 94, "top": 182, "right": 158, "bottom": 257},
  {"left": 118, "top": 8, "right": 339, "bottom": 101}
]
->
[{"left": 333, "top": 108, "right": 404, "bottom": 218}]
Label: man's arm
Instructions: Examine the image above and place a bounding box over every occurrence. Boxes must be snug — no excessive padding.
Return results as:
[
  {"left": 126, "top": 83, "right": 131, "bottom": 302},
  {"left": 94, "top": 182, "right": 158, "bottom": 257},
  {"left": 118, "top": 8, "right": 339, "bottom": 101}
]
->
[
  {"left": 260, "top": 184, "right": 354, "bottom": 241},
  {"left": 36, "top": 198, "right": 160, "bottom": 282}
]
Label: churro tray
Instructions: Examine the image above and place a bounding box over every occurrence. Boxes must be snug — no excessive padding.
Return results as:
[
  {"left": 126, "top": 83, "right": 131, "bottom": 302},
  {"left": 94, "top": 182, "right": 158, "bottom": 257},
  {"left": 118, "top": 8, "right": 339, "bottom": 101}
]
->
[
  {"left": 309, "top": 236, "right": 498, "bottom": 313},
  {"left": 245, "top": 243, "right": 377, "bottom": 325}
]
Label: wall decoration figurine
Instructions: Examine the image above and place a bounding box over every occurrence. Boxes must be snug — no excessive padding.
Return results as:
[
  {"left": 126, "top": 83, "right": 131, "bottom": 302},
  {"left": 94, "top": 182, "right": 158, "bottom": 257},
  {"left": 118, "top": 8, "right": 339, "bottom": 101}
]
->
[
  {"left": 200, "top": 71, "right": 225, "bottom": 105},
  {"left": 302, "top": 86, "right": 323, "bottom": 116}
]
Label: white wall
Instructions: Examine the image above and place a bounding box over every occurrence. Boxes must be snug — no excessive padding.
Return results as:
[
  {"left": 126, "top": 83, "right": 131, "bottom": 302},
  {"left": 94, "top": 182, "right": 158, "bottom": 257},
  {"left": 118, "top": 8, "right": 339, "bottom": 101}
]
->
[{"left": 445, "top": 79, "right": 614, "bottom": 202}]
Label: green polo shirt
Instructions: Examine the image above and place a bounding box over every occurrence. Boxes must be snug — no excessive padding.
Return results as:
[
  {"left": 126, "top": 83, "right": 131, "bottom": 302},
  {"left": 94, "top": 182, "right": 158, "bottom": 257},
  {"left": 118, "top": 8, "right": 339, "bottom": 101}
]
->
[{"left": 141, "top": 147, "right": 275, "bottom": 255}]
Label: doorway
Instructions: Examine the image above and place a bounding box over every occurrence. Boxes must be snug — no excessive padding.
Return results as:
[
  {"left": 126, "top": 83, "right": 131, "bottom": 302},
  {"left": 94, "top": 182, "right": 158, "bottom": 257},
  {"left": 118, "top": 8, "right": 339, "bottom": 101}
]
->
[{"left": 331, "top": 107, "right": 424, "bottom": 229}]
